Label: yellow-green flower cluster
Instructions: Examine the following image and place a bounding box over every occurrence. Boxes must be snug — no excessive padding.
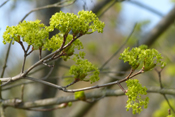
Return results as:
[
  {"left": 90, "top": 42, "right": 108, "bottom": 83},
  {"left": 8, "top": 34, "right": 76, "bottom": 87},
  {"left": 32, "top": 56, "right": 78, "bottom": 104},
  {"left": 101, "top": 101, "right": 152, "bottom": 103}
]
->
[
  {"left": 48, "top": 10, "right": 105, "bottom": 35},
  {"left": 69, "top": 58, "right": 100, "bottom": 83},
  {"left": 74, "top": 91, "right": 86, "bottom": 100},
  {"left": 3, "top": 20, "right": 49, "bottom": 50},
  {"left": 125, "top": 79, "right": 149, "bottom": 114},
  {"left": 119, "top": 45, "right": 166, "bottom": 70},
  {"left": 3, "top": 10, "right": 104, "bottom": 53},
  {"left": 43, "top": 33, "right": 83, "bottom": 52}
]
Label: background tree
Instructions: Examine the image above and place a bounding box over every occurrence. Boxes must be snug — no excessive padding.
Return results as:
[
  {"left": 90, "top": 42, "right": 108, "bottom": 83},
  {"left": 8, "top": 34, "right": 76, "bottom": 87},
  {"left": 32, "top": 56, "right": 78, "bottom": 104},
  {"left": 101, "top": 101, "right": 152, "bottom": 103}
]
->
[{"left": 0, "top": 0, "right": 175, "bottom": 117}]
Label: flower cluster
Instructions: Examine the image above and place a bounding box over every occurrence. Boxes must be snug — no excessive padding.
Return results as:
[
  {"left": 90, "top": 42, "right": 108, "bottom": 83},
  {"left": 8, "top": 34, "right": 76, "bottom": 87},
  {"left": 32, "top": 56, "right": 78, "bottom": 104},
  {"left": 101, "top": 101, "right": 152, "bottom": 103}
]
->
[
  {"left": 3, "top": 10, "right": 104, "bottom": 84},
  {"left": 3, "top": 10, "right": 105, "bottom": 53},
  {"left": 48, "top": 10, "right": 105, "bottom": 35},
  {"left": 3, "top": 20, "right": 49, "bottom": 50},
  {"left": 125, "top": 79, "right": 149, "bottom": 114},
  {"left": 43, "top": 33, "right": 83, "bottom": 54},
  {"left": 69, "top": 57, "right": 100, "bottom": 83},
  {"left": 119, "top": 45, "right": 166, "bottom": 70}
]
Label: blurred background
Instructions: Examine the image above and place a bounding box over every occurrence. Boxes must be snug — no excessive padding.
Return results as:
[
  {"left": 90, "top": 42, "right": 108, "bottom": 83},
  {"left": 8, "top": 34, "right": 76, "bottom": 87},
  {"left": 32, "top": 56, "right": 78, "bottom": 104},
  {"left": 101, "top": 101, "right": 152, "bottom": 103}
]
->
[{"left": 0, "top": 0, "right": 175, "bottom": 117}]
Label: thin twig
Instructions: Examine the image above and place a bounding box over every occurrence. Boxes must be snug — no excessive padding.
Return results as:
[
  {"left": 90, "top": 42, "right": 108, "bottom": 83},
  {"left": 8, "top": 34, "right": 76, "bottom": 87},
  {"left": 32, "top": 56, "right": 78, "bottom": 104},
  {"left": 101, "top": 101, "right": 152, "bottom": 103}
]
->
[
  {"left": 155, "top": 68, "right": 163, "bottom": 88},
  {"left": 98, "top": 0, "right": 117, "bottom": 18},
  {"left": 117, "top": 83, "right": 126, "bottom": 93},
  {"left": 26, "top": 45, "right": 31, "bottom": 52},
  {"left": 100, "top": 70, "right": 126, "bottom": 74},
  {"left": 169, "top": 109, "right": 171, "bottom": 115},
  {"left": 163, "top": 95, "right": 175, "bottom": 113},
  {"left": 21, "top": 85, "right": 24, "bottom": 101},
  {"left": 42, "top": 62, "right": 54, "bottom": 67},
  {"left": 1, "top": 63, "right": 54, "bottom": 89},
  {"left": 20, "top": 0, "right": 76, "bottom": 22},
  {"left": 42, "top": 63, "right": 55, "bottom": 80},
  {"left": 19, "top": 35, "right": 79, "bottom": 76},
  {"left": 1, "top": 42, "right": 12, "bottom": 78},
  {"left": 25, "top": 76, "right": 63, "bottom": 90},
  {"left": 100, "top": 23, "right": 137, "bottom": 70},
  {"left": 1, "top": 75, "right": 74, "bottom": 91},
  {"left": 126, "top": 68, "right": 135, "bottom": 79},
  {"left": 26, "top": 49, "right": 33, "bottom": 56},
  {"left": 41, "top": 34, "right": 81, "bottom": 67},
  {"left": 18, "top": 41, "right": 26, "bottom": 52},
  {"left": 0, "top": 79, "right": 12, "bottom": 87},
  {"left": 43, "top": 33, "right": 68, "bottom": 66},
  {"left": 155, "top": 68, "right": 175, "bottom": 113},
  {"left": 18, "top": 104, "right": 67, "bottom": 111},
  {"left": 128, "top": 1, "right": 164, "bottom": 17},
  {"left": 21, "top": 54, "right": 27, "bottom": 73},
  {"left": 0, "top": 0, "right": 9, "bottom": 8},
  {"left": 2, "top": 81, "right": 33, "bottom": 91},
  {"left": 63, "top": 79, "right": 79, "bottom": 88},
  {"left": 17, "top": 41, "right": 28, "bottom": 73},
  {"left": 24, "top": 70, "right": 143, "bottom": 93},
  {"left": 51, "top": 33, "right": 68, "bottom": 59}
]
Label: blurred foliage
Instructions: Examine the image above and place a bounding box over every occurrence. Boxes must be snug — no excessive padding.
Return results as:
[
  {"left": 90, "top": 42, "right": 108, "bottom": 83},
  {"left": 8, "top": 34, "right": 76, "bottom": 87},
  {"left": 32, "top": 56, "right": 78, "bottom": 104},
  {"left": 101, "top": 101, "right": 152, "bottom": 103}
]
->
[
  {"left": 87, "top": 42, "right": 98, "bottom": 55},
  {"left": 113, "top": 3, "right": 122, "bottom": 13},
  {"left": 171, "top": 0, "right": 175, "bottom": 3},
  {"left": 109, "top": 44, "right": 119, "bottom": 54},
  {"left": 165, "top": 64, "right": 175, "bottom": 76},
  {"left": 153, "top": 99, "right": 175, "bottom": 117}
]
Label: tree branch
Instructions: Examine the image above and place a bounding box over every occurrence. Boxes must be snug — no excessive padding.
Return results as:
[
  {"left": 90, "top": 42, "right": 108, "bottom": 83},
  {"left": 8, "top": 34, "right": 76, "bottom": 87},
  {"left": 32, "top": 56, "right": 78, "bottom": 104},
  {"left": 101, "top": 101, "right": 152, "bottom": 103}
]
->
[
  {"left": 1, "top": 42, "right": 11, "bottom": 78},
  {"left": 20, "top": 0, "right": 76, "bottom": 22},
  {"left": 139, "top": 5, "right": 175, "bottom": 46},
  {"left": 24, "top": 70, "right": 143, "bottom": 93},
  {"left": 128, "top": 1, "right": 164, "bottom": 17},
  {"left": 0, "top": 0, "right": 9, "bottom": 8},
  {"left": 2, "top": 87, "right": 175, "bottom": 109}
]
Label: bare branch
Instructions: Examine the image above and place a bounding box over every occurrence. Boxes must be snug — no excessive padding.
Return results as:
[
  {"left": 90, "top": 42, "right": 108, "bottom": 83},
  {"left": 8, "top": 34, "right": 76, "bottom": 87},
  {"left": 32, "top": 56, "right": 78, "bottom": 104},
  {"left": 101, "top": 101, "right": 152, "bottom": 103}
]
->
[
  {"left": 1, "top": 42, "right": 12, "bottom": 78},
  {"left": 18, "top": 104, "right": 69, "bottom": 111},
  {"left": 155, "top": 68, "right": 164, "bottom": 88},
  {"left": 139, "top": 5, "right": 175, "bottom": 46},
  {"left": 128, "top": 1, "right": 164, "bottom": 17},
  {"left": 63, "top": 79, "right": 79, "bottom": 88},
  {"left": 24, "top": 70, "right": 143, "bottom": 93},
  {"left": 0, "top": 0, "right": 9, "bottom": 8},
  {"left": 155, "top": 68, "right": 175, "bottom": 113},
  {"left": 163, "top": 94, "right": 175, "bottom": 114},
  {"left": 2, "top": 87, "right": 175, "bottom": 109},
  {"left": 21, "top": 85, "right": 24, "bottom": 101},
  {"left": 20, "top": 0, "right": 76, "bottom": 22},
  {"left": 2, "top": 81, "right": 33, "bottom": 91},
  {"left": 0, "top": 79, "right": 12, "bottom": 87},
  {"left": 97, "top": 0, "right": 117, "bottom": 18}
]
